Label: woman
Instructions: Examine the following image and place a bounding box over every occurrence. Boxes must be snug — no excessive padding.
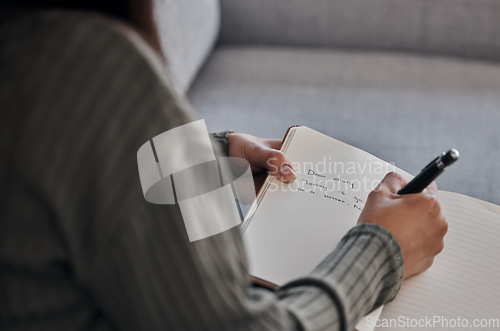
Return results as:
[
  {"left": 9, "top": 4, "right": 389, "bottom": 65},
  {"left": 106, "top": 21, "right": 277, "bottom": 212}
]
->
[{"left": 0, "top": 1, "right": 447, "bottom": 330}]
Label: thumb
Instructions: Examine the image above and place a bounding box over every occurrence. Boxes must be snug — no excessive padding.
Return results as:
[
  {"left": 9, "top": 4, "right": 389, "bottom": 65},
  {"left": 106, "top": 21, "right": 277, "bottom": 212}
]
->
[
  {"left": 260, "top": 148, "right": 296, "bottom": 183},
  {"left": 376, "top": 172, "right": 407, "bottom": 194}
]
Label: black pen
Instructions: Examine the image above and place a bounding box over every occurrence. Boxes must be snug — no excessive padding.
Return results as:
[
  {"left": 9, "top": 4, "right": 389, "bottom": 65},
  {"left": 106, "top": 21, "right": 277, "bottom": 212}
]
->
[{"left": 398, "top": 149, "right": 460, "bottom": 195}]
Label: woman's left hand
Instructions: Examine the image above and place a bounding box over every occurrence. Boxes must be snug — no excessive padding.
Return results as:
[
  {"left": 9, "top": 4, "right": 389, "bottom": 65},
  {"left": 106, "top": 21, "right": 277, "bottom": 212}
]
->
[{"left": 227, "top": 133, "right": 296, "bottom": 183}]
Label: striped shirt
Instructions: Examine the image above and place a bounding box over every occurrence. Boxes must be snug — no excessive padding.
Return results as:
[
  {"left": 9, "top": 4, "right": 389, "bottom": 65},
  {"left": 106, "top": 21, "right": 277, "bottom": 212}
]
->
[{"left": 0, "top": 10, "right": 403, "bottom": 331}]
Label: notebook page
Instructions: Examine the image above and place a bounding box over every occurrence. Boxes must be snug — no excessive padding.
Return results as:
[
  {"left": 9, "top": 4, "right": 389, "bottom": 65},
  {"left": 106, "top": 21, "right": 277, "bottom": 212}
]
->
[
  {"left": 377, "top": 191, "right": 500, "bottom": 330},
  {"left": 243, "top": 126, "right": 410, "bottom": 286}
]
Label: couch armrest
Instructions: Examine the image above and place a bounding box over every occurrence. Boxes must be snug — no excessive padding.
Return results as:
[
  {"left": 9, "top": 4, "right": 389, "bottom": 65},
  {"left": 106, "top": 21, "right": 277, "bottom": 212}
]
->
[
  {"left": 155, "top": 0, "right": 220, "bottom": 93},
  {"left": 219, "top": 0, "right": 500, "bottom": 61}
]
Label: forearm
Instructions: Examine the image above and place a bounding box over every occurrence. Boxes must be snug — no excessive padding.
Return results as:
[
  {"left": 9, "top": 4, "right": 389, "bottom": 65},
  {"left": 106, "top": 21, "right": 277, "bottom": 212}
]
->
[
  {"left": 276, "top": 223, "right": 404, "bottom": 330},
  {"left": 89, "top": 213, "right": 402, "bottom": 331}
]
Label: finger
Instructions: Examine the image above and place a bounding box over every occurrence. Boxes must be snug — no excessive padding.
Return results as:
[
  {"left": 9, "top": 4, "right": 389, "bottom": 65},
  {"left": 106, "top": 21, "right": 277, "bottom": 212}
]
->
[
  {"left": 259, "top": 139, "right": 296, "bottom": 182},
  {"left": 376, "top": 172, "right": 407, "bottom": 194},
  {"left": 260, "top": 148, "right": 296, "bottom": 183},
  {"left": 427, "top": 181, "right": 438, "bottom": 195},
  {"left": 422, "top": 184, "right": 438, "bottom": 199},
  {"left": 416, "top": 179, "right": 439, "bottom": 200}
]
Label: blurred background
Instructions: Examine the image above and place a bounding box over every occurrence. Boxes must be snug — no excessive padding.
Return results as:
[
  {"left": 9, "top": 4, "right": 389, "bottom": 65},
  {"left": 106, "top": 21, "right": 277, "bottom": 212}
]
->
[{"left": 155, "top": 0, "right": 500, "bottom": 204}]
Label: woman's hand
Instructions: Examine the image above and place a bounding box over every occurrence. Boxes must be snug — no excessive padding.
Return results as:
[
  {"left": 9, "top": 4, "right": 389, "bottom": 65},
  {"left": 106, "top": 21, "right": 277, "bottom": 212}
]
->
[
  {"left": 357, "top": 172, "right": 448, "bottom": 279},
  {"left": 227, "top": 133, "right": 297, "bottom": 183}
]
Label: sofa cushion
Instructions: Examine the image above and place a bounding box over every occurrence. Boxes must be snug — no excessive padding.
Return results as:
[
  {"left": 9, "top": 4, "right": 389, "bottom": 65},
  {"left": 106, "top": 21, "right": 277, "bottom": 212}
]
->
[
  {"left": 189, "top": 47, "right": 500, "bottom": 204},
  {"left": 154, "top": 0, "right": 219, "bottom": 93},
  {"left": 219, "top": 0, "right": 500, "bottom": 62}
]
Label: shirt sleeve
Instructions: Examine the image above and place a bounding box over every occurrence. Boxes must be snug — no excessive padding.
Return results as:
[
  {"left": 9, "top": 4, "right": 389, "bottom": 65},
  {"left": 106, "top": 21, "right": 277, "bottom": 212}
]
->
[
  {"left": 209, "top": 130, "right": 234, "bottom": 156},
  {"left": 15, "top": 13, "right": 403, "bottom": 331}
]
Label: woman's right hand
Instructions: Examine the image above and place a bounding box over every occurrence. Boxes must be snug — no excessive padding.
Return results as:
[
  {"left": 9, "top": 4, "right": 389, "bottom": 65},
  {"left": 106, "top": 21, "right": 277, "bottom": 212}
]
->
[{"left": 357, "top": 172, "right": 448, "bottom": 279}]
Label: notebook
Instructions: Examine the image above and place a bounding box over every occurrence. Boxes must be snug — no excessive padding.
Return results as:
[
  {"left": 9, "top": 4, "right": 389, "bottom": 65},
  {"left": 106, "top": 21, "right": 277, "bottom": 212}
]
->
[{"left": 242, "top": 126, "right": 500, "bottom": 331}]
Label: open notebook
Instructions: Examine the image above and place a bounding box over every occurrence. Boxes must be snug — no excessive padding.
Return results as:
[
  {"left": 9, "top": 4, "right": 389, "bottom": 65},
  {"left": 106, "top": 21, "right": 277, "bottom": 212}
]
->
[{"left": 242, "top": 126, "right": 500, "bottom": 331}]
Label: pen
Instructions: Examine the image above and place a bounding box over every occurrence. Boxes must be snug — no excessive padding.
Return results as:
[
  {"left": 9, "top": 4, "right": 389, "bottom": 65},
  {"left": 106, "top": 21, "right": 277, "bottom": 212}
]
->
[{"left": 397, "top": 149, "right": 460, "bottom": 195}]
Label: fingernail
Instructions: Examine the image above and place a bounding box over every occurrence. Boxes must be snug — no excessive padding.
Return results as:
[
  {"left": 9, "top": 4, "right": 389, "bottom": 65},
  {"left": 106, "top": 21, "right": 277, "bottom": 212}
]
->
[{"left": 279, "top": 165, "right": 297, "bottom": 183}]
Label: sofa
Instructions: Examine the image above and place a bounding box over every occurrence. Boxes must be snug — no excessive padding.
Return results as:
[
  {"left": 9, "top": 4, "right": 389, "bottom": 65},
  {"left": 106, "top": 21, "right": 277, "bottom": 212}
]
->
[{"left": 154, "top": 0, "right": 500, "bottom": 205}]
